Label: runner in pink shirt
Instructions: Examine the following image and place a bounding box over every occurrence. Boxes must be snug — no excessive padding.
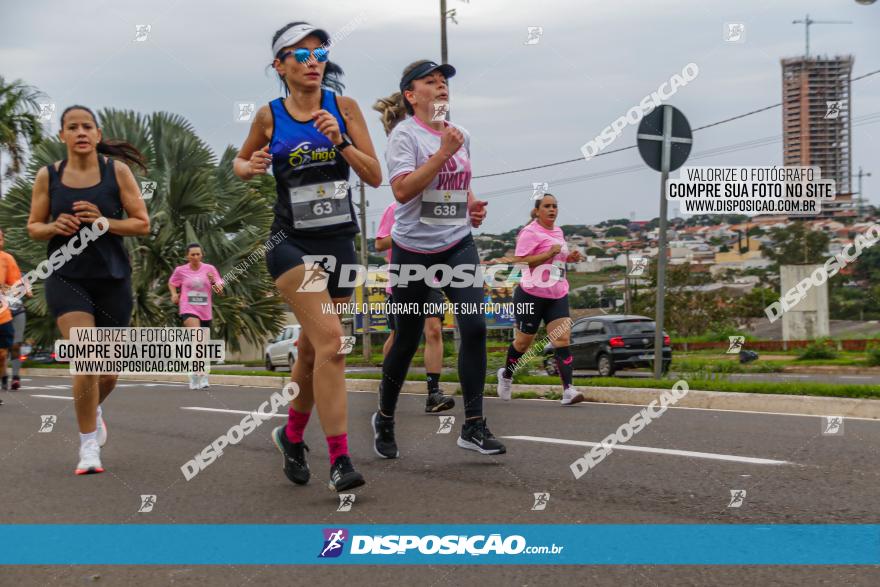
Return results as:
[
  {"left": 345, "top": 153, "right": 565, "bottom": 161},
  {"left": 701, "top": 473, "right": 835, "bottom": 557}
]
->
[
  {"left": 169, "top": 243, "right": 223, "bottom": 389},
  {"left": 496, "top": 193, "right": 584, "bottom": 405},
  {"left": 375, "top": 202, "right": 454, "bottom": 412}
]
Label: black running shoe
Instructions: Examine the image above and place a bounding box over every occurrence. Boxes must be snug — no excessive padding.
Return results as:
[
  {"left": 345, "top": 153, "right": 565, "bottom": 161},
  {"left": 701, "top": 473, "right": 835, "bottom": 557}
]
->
[
  {"left": 425, "top": 391, "right": 455, "bottom": 413},
  {"left": 371, "top": 411, "right": 399, "bottom": 459},
  {"left": 272, "top": 426, "right": 310, "bottom": 485},
  {"left": 328, "top": 454, "right": 366, "bottom": 492},
  {"left": 457, "top": 417, "right": 507, "bottom": 455}
]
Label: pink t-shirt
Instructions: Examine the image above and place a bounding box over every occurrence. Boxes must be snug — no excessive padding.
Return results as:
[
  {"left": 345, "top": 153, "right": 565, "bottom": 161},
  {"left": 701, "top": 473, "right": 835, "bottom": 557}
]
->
[
  {"left": 169, "top": 263, "right": 222, "bottom": 321},
  {"left": 515, "top": 221, "right": 569, "bottom": 299},
  {"left": 376, "top": 203, "right": 397, "bottom": 294}
]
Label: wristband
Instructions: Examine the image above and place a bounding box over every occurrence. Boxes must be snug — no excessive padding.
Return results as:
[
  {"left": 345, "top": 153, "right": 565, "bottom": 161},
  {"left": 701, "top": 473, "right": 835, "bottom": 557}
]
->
[{"left": 336, "top": 138, "right": 352, "bottom": 151}]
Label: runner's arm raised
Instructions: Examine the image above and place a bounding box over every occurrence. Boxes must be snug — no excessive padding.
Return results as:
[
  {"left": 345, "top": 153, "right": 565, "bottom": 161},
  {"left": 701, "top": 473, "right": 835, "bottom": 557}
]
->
[
  {"left": 27, "top": 167, "right": 79, "bottom": 240},
  {"left": 391, "top": 126, "right": 463, "bottom": 204},
  {"left": 233, "top": 105, "right": 273, "bottom": 180},
  {"left": 336, "top": 96, "right": 382, "bottom": 188}
]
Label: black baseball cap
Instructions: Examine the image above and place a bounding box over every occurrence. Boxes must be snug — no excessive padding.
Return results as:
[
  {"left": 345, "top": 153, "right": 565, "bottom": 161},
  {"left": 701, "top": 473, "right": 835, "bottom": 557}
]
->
[{"left": 399, "top": 61, "right": 456, "bottom": 93}]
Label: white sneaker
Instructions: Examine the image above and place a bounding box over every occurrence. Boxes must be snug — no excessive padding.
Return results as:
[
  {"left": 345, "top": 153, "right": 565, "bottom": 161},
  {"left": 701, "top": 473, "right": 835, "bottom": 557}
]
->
[
  {"left": 188, "top": 373, "right": 198, "bottom": 390},
  {"left": 496, "top": 368, "right": 513, "bottom": 401},
  {"left": 560, "top": 386, "right": 585, "bottom": 406},
  {"left": 199, "top": 375, "right": 209, "bottom": 389},
  {"left": 75, "top": 439, "right": 104, "bottom": 475},
  {"left": 96, "top": 412, "right": 108, "bottom": 447}
]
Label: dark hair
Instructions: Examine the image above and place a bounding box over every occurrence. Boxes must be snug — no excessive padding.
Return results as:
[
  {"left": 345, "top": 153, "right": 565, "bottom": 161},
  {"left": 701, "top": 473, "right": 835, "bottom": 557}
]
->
[
  {"left": 531, "top": 193, "right": 557, "bottom": 220},
  {"left": 270, "top": 22, "right": 345, "bottom": 95},
  {"left": 60, "top": 105, "right": 148, "bottom": 173},
  {"left": 186, "top": 243, "right": 202, "bottom": 253},
  {"left": 373, "top": 60, "right": 434, "bottom": 135}
]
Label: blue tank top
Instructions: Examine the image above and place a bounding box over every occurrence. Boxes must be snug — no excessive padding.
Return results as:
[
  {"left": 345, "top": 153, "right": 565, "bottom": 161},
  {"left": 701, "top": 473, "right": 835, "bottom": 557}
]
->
[
  {"left": 46, "top": 156, "right": 131, "bottom": 279},
  {"left": 269, "top": 89, "right": 359, "bottom": 239}
]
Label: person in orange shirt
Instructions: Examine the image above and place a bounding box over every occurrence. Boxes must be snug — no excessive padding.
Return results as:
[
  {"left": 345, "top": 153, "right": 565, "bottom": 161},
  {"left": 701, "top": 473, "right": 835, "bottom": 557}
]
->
[{"left": 0, "top": 231, "right": 24, "bottom": 394}]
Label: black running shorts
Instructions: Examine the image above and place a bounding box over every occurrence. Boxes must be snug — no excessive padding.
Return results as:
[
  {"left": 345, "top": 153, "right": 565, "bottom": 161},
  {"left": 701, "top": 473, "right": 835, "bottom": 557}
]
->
[
  {"left": 266, "top": 235, "right": 357, "bottom": 300},
  {"left": 513, "top": 286, "right": 570, "bottom": 335}
]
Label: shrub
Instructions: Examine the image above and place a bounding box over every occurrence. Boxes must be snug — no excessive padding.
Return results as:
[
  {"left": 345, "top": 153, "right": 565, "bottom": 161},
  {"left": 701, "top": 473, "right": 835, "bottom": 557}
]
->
[{"left": 797, "top": 340, "right": 838, "bottom": 361}]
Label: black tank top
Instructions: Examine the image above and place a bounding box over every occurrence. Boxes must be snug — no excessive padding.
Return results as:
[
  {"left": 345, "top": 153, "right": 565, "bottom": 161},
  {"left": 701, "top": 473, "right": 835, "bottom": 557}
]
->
[{"left": 46, "top": 156, "right": 131, "bottom": 279}]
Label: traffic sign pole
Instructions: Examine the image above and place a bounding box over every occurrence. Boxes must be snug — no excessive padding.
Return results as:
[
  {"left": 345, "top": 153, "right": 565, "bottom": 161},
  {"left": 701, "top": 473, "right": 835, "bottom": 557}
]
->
[
  {"left": 652, "top": 106, "right": 672, "bottom": 379},
  {"left": 635, "top": 104, "right": 692, "bottom": 379}
]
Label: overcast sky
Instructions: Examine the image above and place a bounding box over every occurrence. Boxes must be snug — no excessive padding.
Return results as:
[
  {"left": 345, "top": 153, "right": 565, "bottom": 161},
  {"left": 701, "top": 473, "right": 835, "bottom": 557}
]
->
[{"left": 2, "top": 0, "right": 878, "bottom": 236}]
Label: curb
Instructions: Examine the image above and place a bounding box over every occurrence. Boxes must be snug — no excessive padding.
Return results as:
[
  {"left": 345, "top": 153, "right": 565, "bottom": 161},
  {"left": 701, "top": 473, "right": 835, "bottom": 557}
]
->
[
  {"left": 781, "top": 365, "right": 880, "bottom": 375},
  {"left": 23, "top": 368, "right": 880, "bottom": 419}
]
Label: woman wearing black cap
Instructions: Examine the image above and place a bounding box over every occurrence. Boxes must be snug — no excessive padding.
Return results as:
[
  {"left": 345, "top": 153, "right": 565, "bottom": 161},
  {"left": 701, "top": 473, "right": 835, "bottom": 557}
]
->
[
  {"left": 233, "top": 21, "right": 382, "bottom": 492},
  {"left": 371, "top": 60, "right": 505, "bottom": 458}
]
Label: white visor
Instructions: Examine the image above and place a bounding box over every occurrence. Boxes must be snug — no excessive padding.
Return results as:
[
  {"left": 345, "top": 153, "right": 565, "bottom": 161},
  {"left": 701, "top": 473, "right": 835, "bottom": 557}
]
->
[{"left": 272, "top": 24, "right": 330, "bottom": 57}]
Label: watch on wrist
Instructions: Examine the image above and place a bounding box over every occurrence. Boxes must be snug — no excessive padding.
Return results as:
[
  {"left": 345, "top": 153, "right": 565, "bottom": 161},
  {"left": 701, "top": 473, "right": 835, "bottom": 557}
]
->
[{"left": 336, "top": 138, "right": 352, "bottom": 151}]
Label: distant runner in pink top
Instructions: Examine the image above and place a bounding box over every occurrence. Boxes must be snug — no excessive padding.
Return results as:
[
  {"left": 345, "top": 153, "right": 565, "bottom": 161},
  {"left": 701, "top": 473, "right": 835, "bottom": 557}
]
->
[
  {"left": 495, "top": 193, "right": 583, "bottom": 406},
  {"left": 168, "top": 243, "right": 223, "bottom": 389}
]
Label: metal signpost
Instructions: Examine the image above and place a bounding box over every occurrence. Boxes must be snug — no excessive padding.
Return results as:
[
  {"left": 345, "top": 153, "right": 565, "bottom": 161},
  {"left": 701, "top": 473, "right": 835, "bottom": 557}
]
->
[{"left": 636, "top": 104, "right": 692, "bottom": 379}]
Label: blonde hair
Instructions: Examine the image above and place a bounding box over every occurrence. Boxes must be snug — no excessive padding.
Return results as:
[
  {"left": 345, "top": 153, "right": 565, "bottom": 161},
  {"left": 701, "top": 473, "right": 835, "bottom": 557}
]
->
[{"left": 373, "top": 60, "right": 434, "bottom": 135}]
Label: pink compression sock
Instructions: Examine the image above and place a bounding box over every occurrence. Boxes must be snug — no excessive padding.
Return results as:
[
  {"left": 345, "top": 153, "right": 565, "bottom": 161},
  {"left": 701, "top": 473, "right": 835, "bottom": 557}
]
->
[
  {"left": 285, "top": 409, "right": 311, "bottom": 443},
  {"left": 327, "top": 433, "right": 349, "bottom": 465}
]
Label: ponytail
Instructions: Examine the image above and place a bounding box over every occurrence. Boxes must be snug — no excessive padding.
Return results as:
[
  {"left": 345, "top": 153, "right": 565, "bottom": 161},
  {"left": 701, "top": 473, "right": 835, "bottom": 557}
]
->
[
  {"left": 96, "top": 140, "right": 147, "bottom": 173},
  {"left": 373, "top": 60, "right": 434, "bottom": 135},
  {"left": 373, "top": 92, "right": 409, "bottom": 135},
  {"left": 61, "top": 105, "right": 147, "bottom": 173}
]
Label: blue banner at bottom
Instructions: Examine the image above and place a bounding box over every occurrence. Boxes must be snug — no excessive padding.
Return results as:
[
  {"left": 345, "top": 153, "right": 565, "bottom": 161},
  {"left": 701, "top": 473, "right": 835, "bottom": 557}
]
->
[{"left": 1, "top": 524, "right": 878, "bottom": 565}]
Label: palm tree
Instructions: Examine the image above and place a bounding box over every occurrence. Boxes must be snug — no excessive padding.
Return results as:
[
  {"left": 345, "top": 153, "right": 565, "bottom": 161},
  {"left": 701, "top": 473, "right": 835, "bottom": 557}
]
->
[
  {"left": 0, "top": 108, "right": 285, "bottom": 350},
  {"left": 0, "top": 76, "right": 45, "bottom": 197}
]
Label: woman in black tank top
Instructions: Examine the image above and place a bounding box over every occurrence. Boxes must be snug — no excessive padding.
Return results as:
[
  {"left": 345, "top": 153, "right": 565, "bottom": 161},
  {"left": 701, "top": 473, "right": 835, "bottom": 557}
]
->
[{"left": 26, "top": 105, "right": 150, "bottom": 476}]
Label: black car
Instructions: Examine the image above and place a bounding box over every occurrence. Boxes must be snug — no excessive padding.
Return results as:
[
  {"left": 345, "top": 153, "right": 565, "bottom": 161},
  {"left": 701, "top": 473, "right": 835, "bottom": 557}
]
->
[{"left": 543, "top": 315, "right": 672, "bottom": 377}]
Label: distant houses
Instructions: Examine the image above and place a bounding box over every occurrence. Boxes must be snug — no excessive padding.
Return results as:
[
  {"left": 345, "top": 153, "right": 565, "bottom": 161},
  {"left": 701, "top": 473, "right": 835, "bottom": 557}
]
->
[{"left": 475, "top": 214, "right": 876, "bottom": 283}]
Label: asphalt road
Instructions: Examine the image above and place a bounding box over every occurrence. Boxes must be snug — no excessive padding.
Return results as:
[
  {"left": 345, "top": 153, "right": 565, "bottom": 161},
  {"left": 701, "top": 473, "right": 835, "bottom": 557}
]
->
[{"left": 2, "top": 375, "right": 879, "bottom": 585}]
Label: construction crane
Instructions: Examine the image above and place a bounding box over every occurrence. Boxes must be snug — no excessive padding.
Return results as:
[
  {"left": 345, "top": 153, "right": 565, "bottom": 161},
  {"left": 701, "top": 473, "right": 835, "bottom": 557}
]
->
[{"left": 792, "top": 14, "right": 852, "bottom": 57}]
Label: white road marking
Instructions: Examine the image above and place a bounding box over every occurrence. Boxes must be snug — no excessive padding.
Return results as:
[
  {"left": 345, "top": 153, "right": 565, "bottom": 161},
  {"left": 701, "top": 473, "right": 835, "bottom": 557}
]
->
[
  {"left": 30, "top": 394, "right": 72, "bottom": 400},
  {"left": 181, "top": 406, "right": 285, "bottom": 418},
  {"left": 502, "top": 435, "right": 793, "bottom": 465}
]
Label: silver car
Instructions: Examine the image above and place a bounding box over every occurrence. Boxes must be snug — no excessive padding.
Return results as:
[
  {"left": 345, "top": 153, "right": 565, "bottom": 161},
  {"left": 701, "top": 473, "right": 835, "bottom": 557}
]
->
[{"left": 264, "top": 325, "right": 301, "bottom": 371}]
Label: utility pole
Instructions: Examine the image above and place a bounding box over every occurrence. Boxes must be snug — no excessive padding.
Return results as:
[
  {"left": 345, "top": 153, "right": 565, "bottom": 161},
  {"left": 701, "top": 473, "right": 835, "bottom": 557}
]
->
[
  {"left": 624, "top": 250, "right": 632, "bottom": 314},
  {"left": 358, "top": 181, "right": 371, "bottom": 362},
  {"left": 856, "top": 167, "right": 872, "bottom": 218},
  {"left": 440, "top": 0, "right": 464, "bottom": 121},
  {"left": 792, "top": 14, "right": 851, "bottom": 57},
  {"left": 440, "top": 0, "right": 449, "bottom": 65}
]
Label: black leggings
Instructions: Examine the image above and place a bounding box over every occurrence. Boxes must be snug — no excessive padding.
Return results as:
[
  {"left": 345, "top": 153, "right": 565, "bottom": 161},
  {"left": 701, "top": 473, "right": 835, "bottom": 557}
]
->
[{"left": 380, "top": 234, "right": 486, "bottom": 419}]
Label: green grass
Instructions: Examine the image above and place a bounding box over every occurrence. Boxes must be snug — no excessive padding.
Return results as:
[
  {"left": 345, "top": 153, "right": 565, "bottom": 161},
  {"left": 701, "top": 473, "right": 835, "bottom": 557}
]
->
[
  {"left": 566, "top": 271, "right": 622, "bottom": 290},
  {"left": 22, "top": 362, "right": 67, "bottom": 369},
  {"left": 675, "top": 353, "right": 872, "bottom": 370}
]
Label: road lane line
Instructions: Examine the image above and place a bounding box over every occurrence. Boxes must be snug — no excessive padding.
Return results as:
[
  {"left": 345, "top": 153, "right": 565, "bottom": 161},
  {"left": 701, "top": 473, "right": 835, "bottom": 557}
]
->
[
  {"left": 501, "top": 435, "right": 792, "bottom": 465},
  {"left": 30, "top": 394, "right": 72, "bottom": 400},
  {"left": 181, "top": 406, "right": 286, "bottom": 418}
]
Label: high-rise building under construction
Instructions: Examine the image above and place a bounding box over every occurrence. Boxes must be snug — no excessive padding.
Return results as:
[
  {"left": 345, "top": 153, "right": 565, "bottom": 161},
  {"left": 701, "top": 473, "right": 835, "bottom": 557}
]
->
[{"left": 781, "top": 55, "right": 854, "bottom": 214}]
